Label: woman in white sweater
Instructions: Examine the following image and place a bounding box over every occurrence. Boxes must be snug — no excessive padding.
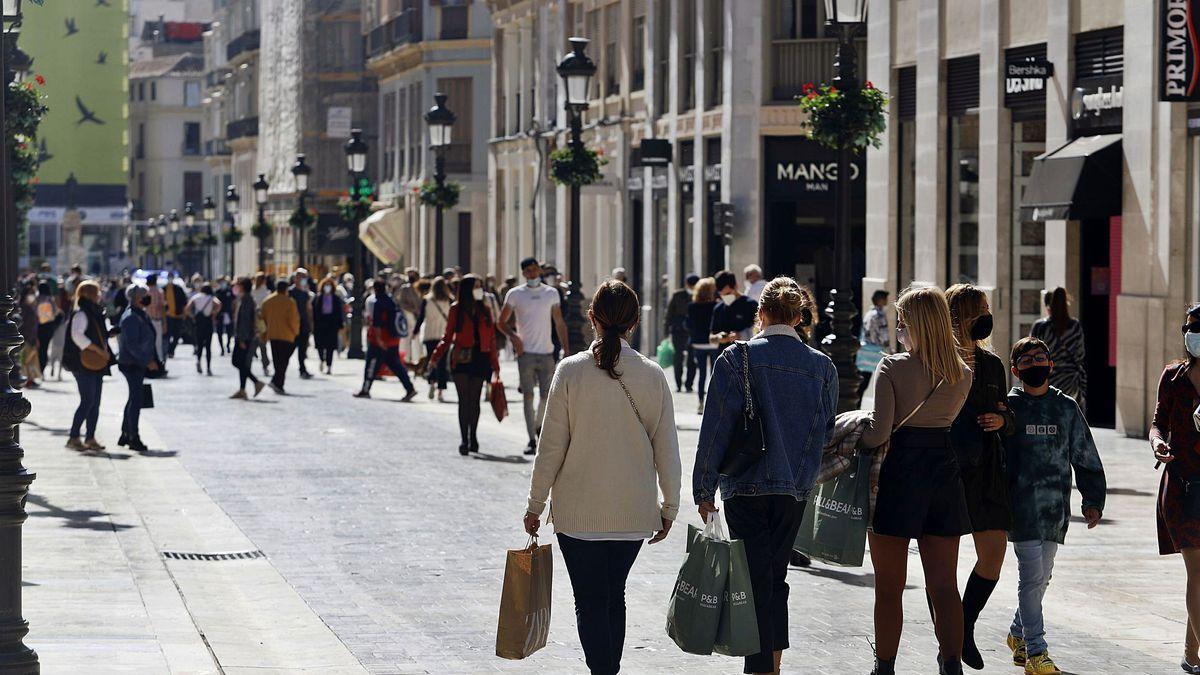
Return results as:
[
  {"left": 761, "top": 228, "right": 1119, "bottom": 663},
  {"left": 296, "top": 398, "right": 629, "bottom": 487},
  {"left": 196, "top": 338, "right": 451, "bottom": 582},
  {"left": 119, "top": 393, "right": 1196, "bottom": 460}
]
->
[{"left": 524, "top": 279, "right": 682, "bottom": 675}]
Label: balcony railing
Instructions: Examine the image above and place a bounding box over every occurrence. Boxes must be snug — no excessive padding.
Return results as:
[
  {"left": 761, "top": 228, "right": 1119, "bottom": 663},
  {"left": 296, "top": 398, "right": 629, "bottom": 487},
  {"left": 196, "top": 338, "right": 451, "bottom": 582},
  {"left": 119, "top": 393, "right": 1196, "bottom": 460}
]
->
[
  {"left": 206, "top": 68, "right": 231, "bottom": 88},
  {"left": 770, "top": 37, "right": 867, "bottom": 101},
  {"left": 205, "top": 138, "right": 231, "bottom": 156},
  {"left": 364, "top": 9, "right": 421, "bottom": 60},
  {"left": 226, "top": 28, "right": 261, "bottom": 62},
  {"left": 226, "top": 116, "right": 259, "bottom": 140}
]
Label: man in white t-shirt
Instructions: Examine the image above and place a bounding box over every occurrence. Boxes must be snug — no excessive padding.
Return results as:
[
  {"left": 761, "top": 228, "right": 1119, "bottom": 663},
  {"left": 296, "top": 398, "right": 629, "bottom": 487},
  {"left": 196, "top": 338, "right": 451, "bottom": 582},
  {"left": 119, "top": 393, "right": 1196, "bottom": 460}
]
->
[
  {"left": 498, "top": 257, "right": 569, "bottom": 455},
  {"left": 744, "top": 264, "right": 766, "bottom": 301}
]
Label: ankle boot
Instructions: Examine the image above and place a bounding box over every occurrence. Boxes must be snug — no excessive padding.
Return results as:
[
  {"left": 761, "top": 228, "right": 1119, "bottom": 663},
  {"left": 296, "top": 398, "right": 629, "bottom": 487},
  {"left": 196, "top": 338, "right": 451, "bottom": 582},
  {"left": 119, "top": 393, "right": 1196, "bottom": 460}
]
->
[
  {"left": 871, "top": 658, "right": 895, "bottom": 675},
  {"left": 961, "top": 572, "right": 999, "bottom": 670},
  {"left": 940, "top": 656, "right": 963, "bottom": 675}
]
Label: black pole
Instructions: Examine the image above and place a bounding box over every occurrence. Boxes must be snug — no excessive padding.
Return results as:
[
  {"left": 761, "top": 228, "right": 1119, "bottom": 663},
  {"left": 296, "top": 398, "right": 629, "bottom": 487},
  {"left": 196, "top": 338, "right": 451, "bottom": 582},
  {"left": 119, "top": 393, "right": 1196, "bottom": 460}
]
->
[
  {"left": 433, "top": 152, "right": 445, "bottom": 272},
  {"left": 821, "top": 24, "right": 862, "bottom": 413},
  {"left": 257, "top": 205, "right": 267, "bottom": 272},
  {"left": 347, "top": 170, "right": 365, "bottom": 360},
  {"left": 206, "top": 220, "right": 212, "bottom": 279},
  {"left": 296, "top": 191, "right": 305, "bottom": 272},
  {"left": 567, "top": 112, "right": 583, "bottom": 283},
  {"left": 0, "top": 20, "right": 40, "bottom": 671}
]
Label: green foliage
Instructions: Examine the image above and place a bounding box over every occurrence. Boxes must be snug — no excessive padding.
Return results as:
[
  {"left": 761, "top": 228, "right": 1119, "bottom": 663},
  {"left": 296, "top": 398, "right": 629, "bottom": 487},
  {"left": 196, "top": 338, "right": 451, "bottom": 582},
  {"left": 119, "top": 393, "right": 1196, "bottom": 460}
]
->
[
  {"left": 797, "top": 81, "right": 889, "bottom": 152},
  {"left": 224, "top": 226, "right": 244, "bottom": 244},
  {"left": 417, "top": 180, "right": 461, "bottom": 209},
  {"left": 549, "top": 145, "right": 607, "bottom": 187},
  {"left": 6, "top": 77, "right": 49, "bottom": 242},
  {"left": 251, "top": 220, "right": 273, "bottom": 239},
  {"left": 287, "top": 207, "right": 318, "bottom": 230}
]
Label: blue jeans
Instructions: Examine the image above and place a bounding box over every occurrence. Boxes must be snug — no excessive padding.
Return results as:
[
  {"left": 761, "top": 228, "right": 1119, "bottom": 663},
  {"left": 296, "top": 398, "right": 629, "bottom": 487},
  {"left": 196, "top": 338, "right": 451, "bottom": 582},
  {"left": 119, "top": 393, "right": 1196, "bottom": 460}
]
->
[
  {"left": 70, "top": 370, "right": 103, "bottom": 438},
  {"left": 556, "top": 535, "right": 643, "bottom": 675},
  {"left": 1009, "top": 539, "right": 1059, "bottom": 656},
  {"left": 121, "top": 366, "right": 145, "bottom": 440},
  {"left": 694, "top": 348, "right": 719, "bottom": 402}
]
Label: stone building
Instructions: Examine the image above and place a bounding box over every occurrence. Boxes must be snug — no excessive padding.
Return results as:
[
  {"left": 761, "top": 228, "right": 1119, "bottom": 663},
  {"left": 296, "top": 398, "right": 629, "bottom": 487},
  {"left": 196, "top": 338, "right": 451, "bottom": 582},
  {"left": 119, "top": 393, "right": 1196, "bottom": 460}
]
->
[
  {"left": 487, "top": 0, "right": 861, "bottom": 350},
  {"left": 360, "top": 0, "right": 493, "bottom": 274},
  {"left": 862, "top": 0, "right": 1199, "bottom": 435}
]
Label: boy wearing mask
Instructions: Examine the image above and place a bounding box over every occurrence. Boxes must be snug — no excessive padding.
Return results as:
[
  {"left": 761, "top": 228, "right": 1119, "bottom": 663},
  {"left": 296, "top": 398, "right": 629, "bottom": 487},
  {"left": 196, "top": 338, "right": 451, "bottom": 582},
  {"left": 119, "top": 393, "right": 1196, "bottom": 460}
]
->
[{"left": 1003, "top": 337, "right": 1106, "bottom": 675}]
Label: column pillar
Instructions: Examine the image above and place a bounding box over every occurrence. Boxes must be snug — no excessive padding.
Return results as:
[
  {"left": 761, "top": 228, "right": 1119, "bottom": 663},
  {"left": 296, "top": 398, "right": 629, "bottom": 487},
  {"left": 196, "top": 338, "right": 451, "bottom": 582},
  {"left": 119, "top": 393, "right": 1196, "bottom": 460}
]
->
[
  {"left": 977, "top": 0, "right": 1012, "bottom": 352},
  {"left": 721, "top": 0, "right": 763, "bottom": 275},
  {"left": 913, "top": 0, "right": 945, "bottom": 285},
  {"left": 862, "top": 0, "right": 895, "bottom": 314},
  {"left": 1043, "top": 0, "right": 1076, "bottom": 295}
]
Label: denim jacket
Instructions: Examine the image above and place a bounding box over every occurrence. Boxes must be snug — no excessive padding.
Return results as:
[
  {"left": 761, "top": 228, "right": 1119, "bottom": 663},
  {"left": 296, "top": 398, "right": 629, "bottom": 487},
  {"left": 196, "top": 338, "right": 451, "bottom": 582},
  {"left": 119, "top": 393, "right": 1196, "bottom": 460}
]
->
[
  {"left": 118, "top": 307, "right": 157, "bottom": 369},
  {"left": 693, "top": 324, "right": 839, "bottom": 504}
]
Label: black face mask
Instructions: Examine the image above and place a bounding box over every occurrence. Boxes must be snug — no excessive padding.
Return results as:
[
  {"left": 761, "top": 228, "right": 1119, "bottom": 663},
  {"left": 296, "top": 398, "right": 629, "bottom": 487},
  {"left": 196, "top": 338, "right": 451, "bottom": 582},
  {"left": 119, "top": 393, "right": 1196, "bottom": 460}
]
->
[
  {"left": 970, "top": 314, "right": 994, "bottom": 341},
  {"left": 140, "top": 296, "right": 152, "bottom": 307},
  {"left": 1017, "top": 365, "right": 1051, "bottom": 388}
]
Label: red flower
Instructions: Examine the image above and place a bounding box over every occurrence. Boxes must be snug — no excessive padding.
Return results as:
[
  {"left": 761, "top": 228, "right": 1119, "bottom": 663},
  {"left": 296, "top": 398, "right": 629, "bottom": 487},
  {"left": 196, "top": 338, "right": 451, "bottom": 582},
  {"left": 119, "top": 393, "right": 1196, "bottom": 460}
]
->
[
  {"left": 34, "top": 74, "right": 44, "bottom": 86},
  {"left": 802, "top": 82, "right": 814, "bottom": 93},
  {"left": 865, "top": 80, "right": 873, "bottom": 89},
  {"left": 829, "top": 86, "right": 838, "bottom": 94},
  {"left": 806, "top": 92, "right": 818, "bottom": 100}
]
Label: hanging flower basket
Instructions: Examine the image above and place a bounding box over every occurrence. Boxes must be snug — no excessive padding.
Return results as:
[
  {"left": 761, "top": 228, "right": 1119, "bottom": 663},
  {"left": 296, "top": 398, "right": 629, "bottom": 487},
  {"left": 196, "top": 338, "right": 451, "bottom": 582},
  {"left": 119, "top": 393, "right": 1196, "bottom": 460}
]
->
[
  {"left": 181, "top": 235, "right": 198, "bottom": 251},
  {"left": 7, "top": 77, "right": 49, "bottom": 242},
  {"left": 797, "top": 81, "right": 889, "bottom": 152},
  {"left": 250, "top": 220, "right": 273, "bottom": 239},
  {"left": 168, "top": 242, "right": 183, "bottom": 255},
  {"left": 224, "top": 226, "right": 244, "bottom": 244},
  {"left": 200, "top": 233, "right": 219, "bottom": 247},
  {"left": 288, "top": 207, "right": 318, "bottom": 230},
  {"left": 417, "top": 180, "right": 461, "bottom": 209},
  {"left": 339, "top": 193, "right": 374, "bottom": 223},
  {"left": 549, "top": 145, "right": 607, "bottom": 187}
]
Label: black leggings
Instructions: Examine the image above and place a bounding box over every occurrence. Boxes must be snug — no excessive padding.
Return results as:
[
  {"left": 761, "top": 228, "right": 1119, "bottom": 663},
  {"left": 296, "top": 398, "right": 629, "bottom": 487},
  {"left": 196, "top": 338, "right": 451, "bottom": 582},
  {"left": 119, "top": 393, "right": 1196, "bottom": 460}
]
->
[
  {"left": 195, "top": 318, "right": 213, "bottom": 369},
  {"left": 452, "top": 374, "right": 485, "bottom": 445},
  {"left": 232, "top": 343, "right": 260, "bottom": 390}
]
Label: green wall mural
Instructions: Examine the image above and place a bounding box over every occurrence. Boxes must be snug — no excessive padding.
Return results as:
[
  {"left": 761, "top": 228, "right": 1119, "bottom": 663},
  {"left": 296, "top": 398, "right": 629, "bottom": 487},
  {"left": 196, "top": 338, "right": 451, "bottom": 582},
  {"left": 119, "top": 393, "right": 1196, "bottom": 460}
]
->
[{"left": 22, "top": 0, "right": 128, "bottom": 201}]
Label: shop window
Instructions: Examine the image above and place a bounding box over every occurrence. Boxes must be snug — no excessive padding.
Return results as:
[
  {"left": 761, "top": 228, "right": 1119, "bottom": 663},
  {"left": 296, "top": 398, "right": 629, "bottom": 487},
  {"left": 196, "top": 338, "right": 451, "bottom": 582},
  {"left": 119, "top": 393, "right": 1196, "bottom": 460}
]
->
[
  {"left": 440, "top": 5, "right": 468, "bottom": 40},
  {"left": 1011, "top": 119, "right": 1047, "bottom": 339},
  {"left": 897, "top": 119, "right": 916, "bottom": 291},
  {"left": 704, "top": 0, "right": 723, "bottom": 109},
  {"left": 631, "top": 10, "right": 646, "bottom": 92},
  {"left": 183, "top": 122, "right": 202, "bottom": 156},
  {"left": 604, "top": 5, "right": 619, "bottom": 95},
  {"left": 772, "top": 0, "right": 820, "bottom": 40},
  {"left": 654, "top": 0, "right": 669, "bottom": 113},
  {"left": 681, "top": 1, "right": 696, "bottom": 110},
  {"left": 948, "top": 115, "right": 979, "bottom": 284},
  {"left": 436, "top": 77, "right": 472, "bottom": 174}
]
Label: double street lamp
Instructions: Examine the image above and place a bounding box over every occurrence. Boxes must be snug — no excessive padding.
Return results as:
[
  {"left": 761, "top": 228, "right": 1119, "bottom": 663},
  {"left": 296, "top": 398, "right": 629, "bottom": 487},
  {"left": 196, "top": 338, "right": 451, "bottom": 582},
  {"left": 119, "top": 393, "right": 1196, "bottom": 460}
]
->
[
  {"left": 202, "top": 195, "right": 216, "bottom": 279},
  {"left": 291, "top": 154, "right": 312, "bottom": 271},
  {"left": 225, "top": 185, "right": 240, "bottom": 276},
  {"left": 820, "top": 0, "right": 868, "bottom": 412},
  {"left": 424, "top": 93, "right": 455, "bottom": 273},
  {"left": 253, "top": 173, "right": 270, "bottom": 272},
  {"left": 344, "top": 128, "right": 369, "bottom": 360},
  {"left": 556, "top": 37, "right": 596, "bottom": 355},
  {"left": 0, "top": 0, "right": 40, "bottom": 669}
]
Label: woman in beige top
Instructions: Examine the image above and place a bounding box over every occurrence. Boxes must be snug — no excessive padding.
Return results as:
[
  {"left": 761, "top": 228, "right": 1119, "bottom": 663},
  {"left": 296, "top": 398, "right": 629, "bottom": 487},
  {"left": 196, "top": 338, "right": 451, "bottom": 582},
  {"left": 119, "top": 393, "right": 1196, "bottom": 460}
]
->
[
  {"left": 858, "top": 286, "right": 972, "bottom": 675},
  {"left": 523, "top": 280, "right": 681, "bottom": 675}
]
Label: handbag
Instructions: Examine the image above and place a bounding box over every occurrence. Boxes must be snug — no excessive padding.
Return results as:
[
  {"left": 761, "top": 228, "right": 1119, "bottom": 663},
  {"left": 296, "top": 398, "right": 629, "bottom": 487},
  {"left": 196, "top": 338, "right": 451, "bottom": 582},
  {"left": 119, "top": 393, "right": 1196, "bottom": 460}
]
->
[
  {"left": 718, "top": 342, "right": 765, "bottom": 477},
  {"left": 141, "top": 383, "right": 155, "bottom": 409},
  {"left": 490, "top": 378, "right": 509, "bottom": 421},
  {"left": 79, "top": 311, "right": 112, "bottom": 372}
]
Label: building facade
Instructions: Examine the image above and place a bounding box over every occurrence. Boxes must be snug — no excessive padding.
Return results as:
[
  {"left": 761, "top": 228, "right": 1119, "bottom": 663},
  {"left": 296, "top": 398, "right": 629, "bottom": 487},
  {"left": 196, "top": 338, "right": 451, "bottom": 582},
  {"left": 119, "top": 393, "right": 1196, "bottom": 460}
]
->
[
  {"left": 361, "top": 0, "right": 493, "bottom": 274},
  {"left": 863, "top": 0, "right": 1197, "bottom": 436},
  {"left": 487, "top": 0, "right": 862, "bottom": 350}
]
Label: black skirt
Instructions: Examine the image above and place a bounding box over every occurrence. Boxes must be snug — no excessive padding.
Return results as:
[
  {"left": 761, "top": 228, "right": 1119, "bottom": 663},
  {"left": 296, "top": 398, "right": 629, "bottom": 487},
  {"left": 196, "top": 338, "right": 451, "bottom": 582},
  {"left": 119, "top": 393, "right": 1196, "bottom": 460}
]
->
[
  {"left": 871, "top": 427, "right": 973, "bottom": 539},
  {"left": 958, "top": 443, "right": 1012, "bottom": 532},
  {"left": 451, "top": 349, "right": 493, "bottom": 378}
]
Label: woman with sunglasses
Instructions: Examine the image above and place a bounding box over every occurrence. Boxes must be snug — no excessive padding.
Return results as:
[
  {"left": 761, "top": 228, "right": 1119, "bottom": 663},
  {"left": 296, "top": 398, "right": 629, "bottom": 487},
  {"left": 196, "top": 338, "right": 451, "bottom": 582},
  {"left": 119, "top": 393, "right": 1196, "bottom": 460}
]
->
[{"left": 1151, "top": 303, "right": 1200, "bottom": 673}]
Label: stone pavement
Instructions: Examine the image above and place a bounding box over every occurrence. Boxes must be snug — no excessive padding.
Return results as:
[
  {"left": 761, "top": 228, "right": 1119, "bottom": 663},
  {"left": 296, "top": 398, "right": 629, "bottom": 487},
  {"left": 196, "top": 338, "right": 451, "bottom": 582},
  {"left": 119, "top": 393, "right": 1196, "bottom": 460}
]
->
[{"left": 16, "top": 347, "right": 1191, "bottom": 674}]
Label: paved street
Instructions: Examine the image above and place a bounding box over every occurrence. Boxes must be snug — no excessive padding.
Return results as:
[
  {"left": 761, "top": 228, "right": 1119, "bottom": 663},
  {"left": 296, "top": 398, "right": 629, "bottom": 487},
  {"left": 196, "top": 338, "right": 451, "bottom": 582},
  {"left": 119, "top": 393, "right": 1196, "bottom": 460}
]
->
[{"left": 17, "top": 349, "right": 1191, "bottom": 674}]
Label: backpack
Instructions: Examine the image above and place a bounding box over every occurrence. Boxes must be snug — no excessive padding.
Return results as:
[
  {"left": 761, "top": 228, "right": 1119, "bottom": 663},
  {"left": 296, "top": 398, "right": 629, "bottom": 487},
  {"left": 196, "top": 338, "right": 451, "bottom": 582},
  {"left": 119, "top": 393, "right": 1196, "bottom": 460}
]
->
[{"left": 393, "top": 307, "right": 409, "bottom": 338}]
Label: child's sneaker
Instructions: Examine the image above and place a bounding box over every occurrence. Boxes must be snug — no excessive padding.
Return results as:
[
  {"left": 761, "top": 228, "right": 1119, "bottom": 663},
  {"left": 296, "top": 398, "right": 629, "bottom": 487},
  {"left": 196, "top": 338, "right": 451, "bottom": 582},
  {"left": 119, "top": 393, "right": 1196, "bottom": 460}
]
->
[
  {"left": 1006, "top": 634, "right": 1027, "bottom": 666},
  {"left": 1024, "top": 652, "right": 1061, "bottom": 675}
]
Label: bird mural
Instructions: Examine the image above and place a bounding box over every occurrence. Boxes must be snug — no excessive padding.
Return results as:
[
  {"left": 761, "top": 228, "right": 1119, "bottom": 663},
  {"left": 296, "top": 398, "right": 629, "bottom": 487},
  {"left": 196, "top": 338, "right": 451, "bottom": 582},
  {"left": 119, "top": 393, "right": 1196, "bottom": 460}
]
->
[
  {"left": 75, "top": 96, "right": 105, "bottom": 126},
  {"left": 96, "top": 51, "right": 107, "bottom": 65},
  {"left": 64, "top": 17, "right": 78, "bottom": 36},
  {"left": 96, "top": 0, "right": 111, "bottom": 6},
  {"left": 37, "top": 140, "right": 53, "bottom": 165}
]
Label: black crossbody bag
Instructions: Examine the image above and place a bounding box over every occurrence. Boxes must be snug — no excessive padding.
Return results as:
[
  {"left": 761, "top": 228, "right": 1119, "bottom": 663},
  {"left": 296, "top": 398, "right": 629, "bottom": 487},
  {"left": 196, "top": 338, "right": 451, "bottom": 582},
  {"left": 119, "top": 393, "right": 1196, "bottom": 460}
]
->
[{"left": 718, "top": 341, "right": 766, "bottom": 477}]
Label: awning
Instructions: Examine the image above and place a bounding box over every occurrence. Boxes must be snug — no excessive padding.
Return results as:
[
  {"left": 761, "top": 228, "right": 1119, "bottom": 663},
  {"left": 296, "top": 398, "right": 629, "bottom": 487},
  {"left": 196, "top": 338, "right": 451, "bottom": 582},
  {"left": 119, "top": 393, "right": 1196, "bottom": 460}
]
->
[
  {"left": 359, "top": 207, "right": 405, "bottom": 264},
  {"left": 1019, "top": 134, "right": 1122, "bottom": 221}
]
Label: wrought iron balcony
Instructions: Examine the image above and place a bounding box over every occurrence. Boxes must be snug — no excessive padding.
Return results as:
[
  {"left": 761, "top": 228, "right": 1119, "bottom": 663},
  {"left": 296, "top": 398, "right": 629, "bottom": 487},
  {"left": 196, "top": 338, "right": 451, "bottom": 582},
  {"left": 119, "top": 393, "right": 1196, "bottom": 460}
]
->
[
  {"left": 226, "top": 116, "right": 259, "bottom": 141},
  {"left": 226, "top": 28, "right": 261, "bottom": 62}
]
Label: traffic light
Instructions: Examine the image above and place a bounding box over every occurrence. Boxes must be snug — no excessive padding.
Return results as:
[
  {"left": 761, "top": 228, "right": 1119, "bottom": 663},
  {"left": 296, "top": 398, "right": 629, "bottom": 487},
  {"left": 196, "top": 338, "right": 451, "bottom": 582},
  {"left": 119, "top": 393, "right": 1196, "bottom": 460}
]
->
[
  {"left": 349, "top": 176, "right": 374, "bottom": 200},
  {"left": 717, "top": 202, "right": 734, "bottom": 243}
]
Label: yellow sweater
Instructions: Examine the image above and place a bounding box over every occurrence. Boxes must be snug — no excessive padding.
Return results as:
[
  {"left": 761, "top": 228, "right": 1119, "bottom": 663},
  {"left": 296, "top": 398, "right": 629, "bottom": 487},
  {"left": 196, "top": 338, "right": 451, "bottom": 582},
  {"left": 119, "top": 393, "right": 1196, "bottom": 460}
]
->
[
  {"left": 260, "top": 292, "right": 300, "bottom": 342},
  {"left": 526, "top": 342, "right": 682, "bottom": 533}
]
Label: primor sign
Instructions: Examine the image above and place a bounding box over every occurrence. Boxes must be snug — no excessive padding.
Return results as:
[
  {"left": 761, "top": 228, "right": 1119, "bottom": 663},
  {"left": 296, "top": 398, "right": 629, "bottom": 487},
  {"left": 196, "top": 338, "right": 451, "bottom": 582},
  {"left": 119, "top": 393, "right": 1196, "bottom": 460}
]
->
[{"left": 1161, "top": 0, "right": 1200, "bottom": 101}]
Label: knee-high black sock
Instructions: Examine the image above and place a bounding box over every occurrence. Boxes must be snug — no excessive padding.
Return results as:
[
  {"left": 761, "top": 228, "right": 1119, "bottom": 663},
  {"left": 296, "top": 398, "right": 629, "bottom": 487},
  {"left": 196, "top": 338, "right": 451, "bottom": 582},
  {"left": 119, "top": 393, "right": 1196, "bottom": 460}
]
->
[{"left": 961, "top": 571, "right": 999, "bottom": 670}]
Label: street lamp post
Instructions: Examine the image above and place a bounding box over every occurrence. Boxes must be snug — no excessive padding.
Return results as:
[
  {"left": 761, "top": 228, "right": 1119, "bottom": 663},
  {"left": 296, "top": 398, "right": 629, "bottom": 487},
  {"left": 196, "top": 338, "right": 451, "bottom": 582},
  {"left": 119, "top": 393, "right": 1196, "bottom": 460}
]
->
[
  {"left": 224, "top": 185, "right": 239, "bottom": 277},
  {"left": 344, "top": 128, "right": 368, "bottom": 360},
  {"left": 424, "top": 94, "right": 455, "bottom": 273},
  {"left": 253, "top": 174, "right": 269, "bottom": 272},
  {"left": 169, "top": 209, "right": 181, "bottom": 273},
  {"left": 202, "top": 196, "right": 216, "bottom": 279},
  {"left": 556, "top": 37, "right": 596, "bottom": 355},
  {"left": 0, "top": 0, "right": 40, "bottom": 668},
  {"left": 155, "top": 215, "right": 167, "bottom": 269},
  {"left": 290, "top": 154, "right": 311, "bottom": 272},
  {"left": 184, "top": 202, "right": 196, "bottom": 276},
  {"left": 821, "top": 0, "right": 867, "bottom": 412}
]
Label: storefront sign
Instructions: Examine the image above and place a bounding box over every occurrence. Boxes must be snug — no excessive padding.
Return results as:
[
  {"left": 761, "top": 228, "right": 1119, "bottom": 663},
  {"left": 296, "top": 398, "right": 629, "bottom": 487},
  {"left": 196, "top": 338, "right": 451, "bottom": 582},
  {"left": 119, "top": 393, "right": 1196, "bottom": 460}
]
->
[
  {"left": 638, "top": 138, "right": 672, "bottom": 166},
  {"left": 326, "top": 107, "right": 353, "bottom": 138},
  {"left": 1161, "top": 0, "right": 1200, "bottom": 101},
  {"left": 764, "top": 137, "right": 865, "bottom": 200},
  {"left": 1005, "top": 58, "right": 1053, "bottom": 95},
  {"left": 1071, "top": 75, "right": 1123, "bottom": 132}
]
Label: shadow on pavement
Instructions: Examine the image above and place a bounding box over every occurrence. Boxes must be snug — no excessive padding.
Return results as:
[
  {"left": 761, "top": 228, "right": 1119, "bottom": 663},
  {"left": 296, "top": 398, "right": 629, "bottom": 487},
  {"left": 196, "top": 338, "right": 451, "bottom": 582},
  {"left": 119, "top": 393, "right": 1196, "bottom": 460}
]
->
[
  {"left": 80, "top": 450, "right": 133, "bottom": 460},
  {"left": 26, "top": 493, "right": 135, "bottom": 531},
  {"left": 1106, "top": 486, "right": 1154, "bottom": 497},
  {"left": 795, "top": 564, "right": 917, "bottom": 590},
  {"left": 472, "top": 453, "right": 530, "bottom": 464},
  {"left": 23, "top": 420, "right": 70, "bottom": 435},
  {"left": 136, "top": 449, "right": 179, "bottom": 458}
]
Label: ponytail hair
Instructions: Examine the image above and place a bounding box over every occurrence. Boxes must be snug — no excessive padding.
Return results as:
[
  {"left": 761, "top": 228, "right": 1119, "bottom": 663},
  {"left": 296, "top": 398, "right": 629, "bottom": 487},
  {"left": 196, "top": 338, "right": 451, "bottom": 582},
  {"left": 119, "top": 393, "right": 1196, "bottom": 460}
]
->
[
  {"left": 757, "top": 276, "right": 816, "bottom": 339},
  {"left": 588, "top": 280, "right": 641, "bottom": 379}
]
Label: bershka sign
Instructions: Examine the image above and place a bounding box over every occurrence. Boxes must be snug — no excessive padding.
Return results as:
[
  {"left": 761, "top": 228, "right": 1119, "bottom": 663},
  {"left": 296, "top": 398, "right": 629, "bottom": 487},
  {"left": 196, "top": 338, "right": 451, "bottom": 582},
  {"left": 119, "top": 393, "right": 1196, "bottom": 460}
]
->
[
  {"left": 1005, "top": 58, "right": 1053, "bottom": 95},
  {"left": 1161, "top": 0, "right": 1200, "bottom": 101}
]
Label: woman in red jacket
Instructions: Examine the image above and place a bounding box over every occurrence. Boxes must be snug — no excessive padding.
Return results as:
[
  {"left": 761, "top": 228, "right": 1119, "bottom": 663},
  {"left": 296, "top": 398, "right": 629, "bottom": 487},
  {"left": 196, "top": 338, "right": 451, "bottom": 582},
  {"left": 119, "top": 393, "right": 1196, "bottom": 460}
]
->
[{"left": 432, "top": 274, "right": 501, "bottom": 455}]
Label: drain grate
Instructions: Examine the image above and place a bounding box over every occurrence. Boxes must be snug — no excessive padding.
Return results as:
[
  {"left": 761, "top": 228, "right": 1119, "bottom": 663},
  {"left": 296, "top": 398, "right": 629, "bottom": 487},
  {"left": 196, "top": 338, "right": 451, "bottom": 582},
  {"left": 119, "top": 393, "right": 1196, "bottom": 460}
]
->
[{"left": 161, "top": 550, "right": 264, "bottom": 562}]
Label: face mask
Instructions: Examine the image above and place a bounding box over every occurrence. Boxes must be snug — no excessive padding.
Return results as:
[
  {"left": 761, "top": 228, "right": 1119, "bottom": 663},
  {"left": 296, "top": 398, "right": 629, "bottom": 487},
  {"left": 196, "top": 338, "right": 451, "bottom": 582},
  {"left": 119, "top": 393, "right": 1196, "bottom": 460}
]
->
[
  {"left": 219, "top": 282, "right": 228, "bottom": 290},
  {"left": 1186, "top": 332, "right": 1200, "bottom": 358},
  {"left": 970, "top": 314, "right": 994, "bottom": 341},
  {"left": 322, "top": 286, "right": 333, "bottom": 295},
  {"left": 298, "top": 279, "right": 308, "bottom": 289},
  {"left": 140, "top": 296, "right": 152, "bottom": 307},
  {"left": 544, "top": 274, "right": 559, "bottom": 285},
  {"left": 721, "top": 293, "right": 736, "bottom": 306},
  {"left": 896, "top": 326, "right": 912, "bottom": 351},
  {"left": 1017, "top": 365, "right": 1051, "bottom": 388},
  {"left": 472, "top": 288, "right": 484, "bottom": 301},
  {"left": 526, "top": 277, "right": 541, "bottom": 288}
]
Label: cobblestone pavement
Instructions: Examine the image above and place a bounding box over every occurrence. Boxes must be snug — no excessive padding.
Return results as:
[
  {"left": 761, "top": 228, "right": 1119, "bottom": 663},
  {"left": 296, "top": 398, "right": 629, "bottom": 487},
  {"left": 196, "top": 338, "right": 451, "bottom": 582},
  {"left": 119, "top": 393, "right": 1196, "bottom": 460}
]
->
[{"left": 23, "top": 348, "right": 1191, "bottom": 674}]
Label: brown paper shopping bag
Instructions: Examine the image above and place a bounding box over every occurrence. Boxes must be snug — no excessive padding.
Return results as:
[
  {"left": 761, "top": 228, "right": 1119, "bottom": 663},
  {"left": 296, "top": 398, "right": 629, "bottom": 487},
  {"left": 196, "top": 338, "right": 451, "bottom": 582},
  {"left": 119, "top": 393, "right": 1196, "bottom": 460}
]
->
[{"left": 495, "top": 536, "right": 552, "bottom": 660}]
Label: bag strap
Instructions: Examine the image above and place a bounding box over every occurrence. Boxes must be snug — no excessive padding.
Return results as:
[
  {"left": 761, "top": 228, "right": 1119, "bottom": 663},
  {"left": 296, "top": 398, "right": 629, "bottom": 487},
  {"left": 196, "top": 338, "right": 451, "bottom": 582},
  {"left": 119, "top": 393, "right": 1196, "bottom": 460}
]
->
[
  {"left": 736, "top": 341, "right": 755, "bottom": 418},
  {"left": 893, "top": 379, "right": 943, "bottom": 432},
  {"left": 615, "top": 376, "right": 645, "bottom": 427}
]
